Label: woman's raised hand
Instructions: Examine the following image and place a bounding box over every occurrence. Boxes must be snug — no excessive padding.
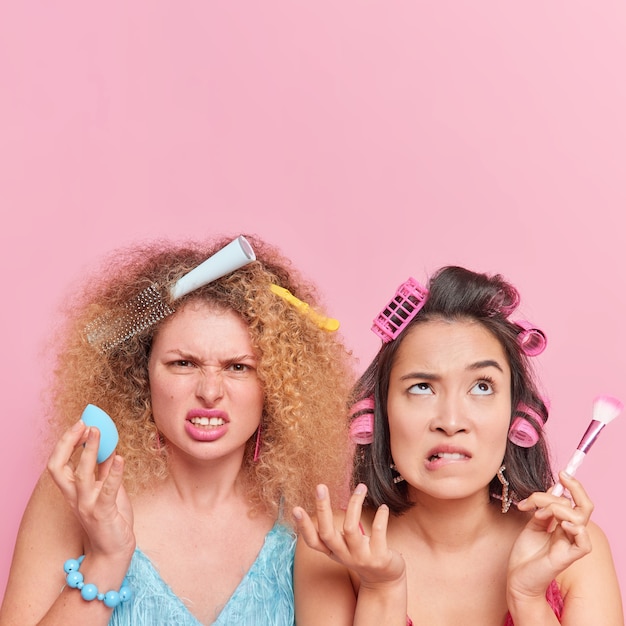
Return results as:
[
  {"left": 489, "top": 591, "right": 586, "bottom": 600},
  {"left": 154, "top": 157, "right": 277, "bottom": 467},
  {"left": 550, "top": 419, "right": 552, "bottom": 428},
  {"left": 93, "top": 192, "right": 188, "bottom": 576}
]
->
[
  {"left": 46, "top": 419, "right": 135, "bottom": 557},
  {"left": 507, "top": 472, "right": 593, "bottom": 600},
  {"left": 293, "top": 483, "right": 406, "bottom": 588}
]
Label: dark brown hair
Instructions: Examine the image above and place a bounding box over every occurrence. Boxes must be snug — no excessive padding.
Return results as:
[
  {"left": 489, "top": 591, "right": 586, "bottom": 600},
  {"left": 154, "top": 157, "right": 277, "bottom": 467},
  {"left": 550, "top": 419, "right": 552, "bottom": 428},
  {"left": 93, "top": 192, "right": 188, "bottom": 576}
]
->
[{"left": 351, "top": 266, "right": 553, "bottom": 515}]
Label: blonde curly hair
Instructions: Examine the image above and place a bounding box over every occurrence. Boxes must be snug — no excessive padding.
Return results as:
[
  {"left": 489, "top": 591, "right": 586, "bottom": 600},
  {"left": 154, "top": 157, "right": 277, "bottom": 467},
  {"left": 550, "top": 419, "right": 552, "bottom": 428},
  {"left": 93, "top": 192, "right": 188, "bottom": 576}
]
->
[{"left": 44, "top": 234, "right": 356, "bottom": 521}]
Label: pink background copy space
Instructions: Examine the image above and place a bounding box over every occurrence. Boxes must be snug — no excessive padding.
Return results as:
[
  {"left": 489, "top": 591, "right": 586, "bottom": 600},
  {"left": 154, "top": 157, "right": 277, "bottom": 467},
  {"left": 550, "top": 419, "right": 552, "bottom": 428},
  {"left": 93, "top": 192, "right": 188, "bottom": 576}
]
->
[{"left": 1, "top": 2, "right": 625, "bottom": 603}]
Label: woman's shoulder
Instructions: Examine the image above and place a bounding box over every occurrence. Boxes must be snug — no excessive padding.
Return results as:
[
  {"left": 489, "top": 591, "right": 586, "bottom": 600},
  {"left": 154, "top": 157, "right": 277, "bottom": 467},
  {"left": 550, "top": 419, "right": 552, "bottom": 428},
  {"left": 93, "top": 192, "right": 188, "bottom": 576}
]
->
[
  {"left": 18, "top": 468, "right": 83, "bottom": 547},
  {"left": 26, "top": 468, "right": 78, "bottom": 520},
  {"left": 555, "top": 519, "right": 623, "bottom": 618},
  {"left": 558, "top": 519, "right": 618, "bottom": 582}
]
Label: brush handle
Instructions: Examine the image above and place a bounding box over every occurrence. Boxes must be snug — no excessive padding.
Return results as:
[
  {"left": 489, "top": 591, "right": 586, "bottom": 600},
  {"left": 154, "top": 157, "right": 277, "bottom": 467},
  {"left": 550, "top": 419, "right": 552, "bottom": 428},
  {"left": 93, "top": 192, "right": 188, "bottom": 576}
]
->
[
  {"left": 170, "top": 236, "right": 256, "bottom": 300},
  {"left": 550, "top": 396, "right": 622, "bottom": 497},
  {"left": 551, "top": 449, "right": 585, "bottom": 496}
]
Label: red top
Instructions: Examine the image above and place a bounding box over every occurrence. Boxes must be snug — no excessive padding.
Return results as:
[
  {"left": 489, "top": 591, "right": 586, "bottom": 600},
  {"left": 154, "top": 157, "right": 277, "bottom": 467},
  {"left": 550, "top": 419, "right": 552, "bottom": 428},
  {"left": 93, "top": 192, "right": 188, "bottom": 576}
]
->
[{"left": 504, "top": 579, "right": 564, "bottom": 625}]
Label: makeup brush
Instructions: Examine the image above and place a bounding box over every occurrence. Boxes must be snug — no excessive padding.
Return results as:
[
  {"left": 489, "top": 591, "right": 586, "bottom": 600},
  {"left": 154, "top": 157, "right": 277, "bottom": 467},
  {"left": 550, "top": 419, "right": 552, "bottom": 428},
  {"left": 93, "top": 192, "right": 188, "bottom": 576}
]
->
[
  {"left": 551, "top": 394, "right": 623, "bottom": 496},
  {"left": 85, "top": 235, "right": 256, "bottom": 352}
]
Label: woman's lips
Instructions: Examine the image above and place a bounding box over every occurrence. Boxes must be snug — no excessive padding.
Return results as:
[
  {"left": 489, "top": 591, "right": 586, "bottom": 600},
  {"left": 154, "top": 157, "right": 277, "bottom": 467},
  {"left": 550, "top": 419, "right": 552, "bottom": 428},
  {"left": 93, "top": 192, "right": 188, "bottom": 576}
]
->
[
  {"left": 424, "top": 446, "right": 471, "bottom": 470},
  {"left": 185, "top": 409, "right": 229, "bottom": 441}
]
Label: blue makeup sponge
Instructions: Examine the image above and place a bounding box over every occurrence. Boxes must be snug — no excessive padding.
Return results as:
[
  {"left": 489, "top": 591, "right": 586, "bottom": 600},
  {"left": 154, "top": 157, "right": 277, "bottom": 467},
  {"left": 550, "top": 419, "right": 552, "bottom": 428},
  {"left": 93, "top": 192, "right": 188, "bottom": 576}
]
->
[{"left": 81, "top": 404, "right": 119, "bottom": 463}]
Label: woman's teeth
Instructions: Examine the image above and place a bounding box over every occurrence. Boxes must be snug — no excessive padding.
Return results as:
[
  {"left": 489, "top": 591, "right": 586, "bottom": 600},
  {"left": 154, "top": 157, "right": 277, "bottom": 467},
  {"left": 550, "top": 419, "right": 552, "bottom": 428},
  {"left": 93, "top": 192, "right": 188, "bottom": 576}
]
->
[
  {"left": 429, "top": 452, "right": 467, "bottom": 461},
  {"left": 190, "top": 417, "right": 225, "bottom": 427}
]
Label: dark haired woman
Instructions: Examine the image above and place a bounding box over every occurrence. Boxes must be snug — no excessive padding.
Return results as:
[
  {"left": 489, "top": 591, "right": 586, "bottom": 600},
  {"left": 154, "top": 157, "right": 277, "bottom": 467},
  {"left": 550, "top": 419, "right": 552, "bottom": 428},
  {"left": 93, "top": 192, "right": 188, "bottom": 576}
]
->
[{"left": 293, "top": 266, "right": 623, "bottom": 626}]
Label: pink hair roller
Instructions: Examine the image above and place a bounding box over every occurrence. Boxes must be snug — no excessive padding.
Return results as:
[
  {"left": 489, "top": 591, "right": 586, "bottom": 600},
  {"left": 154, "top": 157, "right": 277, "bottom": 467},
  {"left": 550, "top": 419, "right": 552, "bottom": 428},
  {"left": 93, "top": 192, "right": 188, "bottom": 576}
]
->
[
  {"left": 514, "top": 319, "right": 547, "bottom": 356},
  {"left": 508, "top": 402, "right": 546, "bottom": 447},
  {"left": 371, "top": 278, "right": 429, "bottom": 343},
  {"left": 492, "top": 285, "right": 520, "bottom": 317},
  {"left": 350, "top": 398, "right": 375, "bottom": 414},
  {"left": 350, "top": 414, "right": 374, "bottom": 445},
  {"left": 349, "top": 397, "right": 375, "bottom": 444}
]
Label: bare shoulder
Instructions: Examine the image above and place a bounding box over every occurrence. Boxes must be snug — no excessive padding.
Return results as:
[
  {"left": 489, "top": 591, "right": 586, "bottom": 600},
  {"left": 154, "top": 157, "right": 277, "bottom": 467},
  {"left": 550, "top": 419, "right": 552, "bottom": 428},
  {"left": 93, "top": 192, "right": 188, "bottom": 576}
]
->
[
  {"left": 558, "top": 520, "right": 624, "bottom": 625},
  {"left": 561, "top": 519, "right": 619, "bottom": 579},
  {"left": 14, "top": 469, "right": 81, "bottom": 541}
]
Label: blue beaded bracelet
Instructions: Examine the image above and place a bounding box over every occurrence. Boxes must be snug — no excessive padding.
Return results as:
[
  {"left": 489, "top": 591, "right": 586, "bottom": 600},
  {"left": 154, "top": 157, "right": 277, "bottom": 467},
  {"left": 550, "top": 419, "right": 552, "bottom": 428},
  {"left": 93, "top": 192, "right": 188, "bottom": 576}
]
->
[{"left": 63, "top": 556, "right": 132, "bottom": 608}]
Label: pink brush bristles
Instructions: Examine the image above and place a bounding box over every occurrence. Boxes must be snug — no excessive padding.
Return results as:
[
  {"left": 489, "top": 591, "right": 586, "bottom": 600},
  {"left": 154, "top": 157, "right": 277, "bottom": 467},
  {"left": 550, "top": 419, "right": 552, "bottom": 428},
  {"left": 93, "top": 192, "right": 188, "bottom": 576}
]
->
[
  {"left": 591, "top": 394, "right": 623, "bottom": 425},
  {"left": 551, "top": 394, "right": 623, "bottom": 496}
]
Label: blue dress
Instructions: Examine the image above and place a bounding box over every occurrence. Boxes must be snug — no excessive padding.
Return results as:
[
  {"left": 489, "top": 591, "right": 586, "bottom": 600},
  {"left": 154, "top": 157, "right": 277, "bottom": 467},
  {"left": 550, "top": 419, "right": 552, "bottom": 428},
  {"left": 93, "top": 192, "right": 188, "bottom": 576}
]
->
[{"left": 109, "top": 522, "right": 295, "bottom": 625}]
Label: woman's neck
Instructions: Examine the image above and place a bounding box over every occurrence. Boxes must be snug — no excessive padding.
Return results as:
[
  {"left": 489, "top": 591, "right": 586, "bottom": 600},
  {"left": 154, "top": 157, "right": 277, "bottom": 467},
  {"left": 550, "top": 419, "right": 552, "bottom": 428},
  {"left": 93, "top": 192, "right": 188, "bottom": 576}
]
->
[
  {"left": 393, "top": 490, "right": 506, "bottom": 550},
  {"left": 158, "top": 449, "right": 250, "bottom": 512}
]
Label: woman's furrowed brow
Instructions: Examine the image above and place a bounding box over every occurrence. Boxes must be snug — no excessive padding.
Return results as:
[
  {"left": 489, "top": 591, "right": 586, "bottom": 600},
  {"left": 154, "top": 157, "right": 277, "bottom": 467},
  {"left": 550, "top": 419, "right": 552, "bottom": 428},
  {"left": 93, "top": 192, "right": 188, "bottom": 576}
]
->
[
  {"left": 399, "top": 371, "right": 439, "bottom": 382},
  {"left": 467, "top": 359, "right": 504, "bottom": 373}
]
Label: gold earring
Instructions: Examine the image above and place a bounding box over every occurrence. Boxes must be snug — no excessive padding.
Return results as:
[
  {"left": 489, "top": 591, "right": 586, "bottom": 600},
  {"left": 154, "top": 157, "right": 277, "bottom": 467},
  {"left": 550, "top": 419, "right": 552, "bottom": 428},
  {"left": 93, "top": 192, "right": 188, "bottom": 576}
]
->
[
  {"left": 496, "top": 464, "right": 512, "bottom": 513},
  {"left": 390, "top": 463, "right": 405, "bottom": 484}
]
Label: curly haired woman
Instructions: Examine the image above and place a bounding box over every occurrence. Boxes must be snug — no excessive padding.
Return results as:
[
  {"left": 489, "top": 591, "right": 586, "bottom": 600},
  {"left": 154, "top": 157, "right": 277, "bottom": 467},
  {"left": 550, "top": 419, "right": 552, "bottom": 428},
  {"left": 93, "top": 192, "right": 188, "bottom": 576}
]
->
[{"left": 1, "top": 234, "right": 355, "bottom": 626}]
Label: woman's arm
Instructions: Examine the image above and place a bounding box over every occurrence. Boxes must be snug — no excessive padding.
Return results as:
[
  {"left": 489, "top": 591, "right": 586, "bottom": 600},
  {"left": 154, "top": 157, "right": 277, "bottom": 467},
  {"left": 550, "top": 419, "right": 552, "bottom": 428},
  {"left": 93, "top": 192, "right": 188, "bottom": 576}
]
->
[
  {"left": 293, "top": 530, "right": 358, "bottom": 625},
  {"left": 293, "top": 484, "right": 407, "bottom": 626},
  {"left": 0, "top": 423, "right": 135, "bottom": 626},
  {"left": 508, "top": 473, "right": 623, "bottom": 626},
  {"left": 0, "top": 470, "right": 84, "bottom": 625}
]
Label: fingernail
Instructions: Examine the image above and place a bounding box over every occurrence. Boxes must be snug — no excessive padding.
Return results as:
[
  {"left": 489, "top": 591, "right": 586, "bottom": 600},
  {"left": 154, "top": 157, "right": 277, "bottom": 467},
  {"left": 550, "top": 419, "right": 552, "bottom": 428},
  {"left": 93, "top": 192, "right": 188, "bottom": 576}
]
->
[
  {"left": 354, "top": 483, "right": 366, "bottom": 495},
  {"left": 293, "top": 508, "right": 303, "bottom": 521},
  {"left": 72, "top": 420, "right": 84, "bottom": 432},
  {"left": 316, "top": 485, "right": 327, "bottom": 500}
]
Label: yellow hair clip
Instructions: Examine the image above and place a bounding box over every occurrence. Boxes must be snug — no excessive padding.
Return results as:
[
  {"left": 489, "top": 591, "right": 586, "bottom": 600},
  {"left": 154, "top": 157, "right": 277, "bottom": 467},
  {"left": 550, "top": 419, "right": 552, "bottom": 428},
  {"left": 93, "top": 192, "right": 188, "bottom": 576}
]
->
[{"left": 269, "top": 284, "right": 340, "bottom": 332}]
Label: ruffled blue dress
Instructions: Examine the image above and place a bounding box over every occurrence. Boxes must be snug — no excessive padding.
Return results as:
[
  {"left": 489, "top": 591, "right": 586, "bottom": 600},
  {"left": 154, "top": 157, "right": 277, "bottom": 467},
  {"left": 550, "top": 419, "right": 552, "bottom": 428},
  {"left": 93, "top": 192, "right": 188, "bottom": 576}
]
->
[{"left": 108, "top": 522, "right": 295, "bottom": 625}]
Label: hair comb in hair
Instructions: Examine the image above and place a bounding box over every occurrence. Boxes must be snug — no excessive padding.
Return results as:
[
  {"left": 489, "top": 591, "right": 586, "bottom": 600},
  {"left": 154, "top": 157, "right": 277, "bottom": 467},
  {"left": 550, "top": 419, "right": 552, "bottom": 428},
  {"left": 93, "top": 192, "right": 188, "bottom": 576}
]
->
[
  {"left": 269, "top": 284, "right": 340, "bottom": 331},
  {"left": 371, "top": 277, "right": 429, "bottom": 343},
  {"left": 514, "top": 319, "right": 547, "bottom": 356},
  {"left": 85, "top": 235, "right": 256, "bottom": 352}
]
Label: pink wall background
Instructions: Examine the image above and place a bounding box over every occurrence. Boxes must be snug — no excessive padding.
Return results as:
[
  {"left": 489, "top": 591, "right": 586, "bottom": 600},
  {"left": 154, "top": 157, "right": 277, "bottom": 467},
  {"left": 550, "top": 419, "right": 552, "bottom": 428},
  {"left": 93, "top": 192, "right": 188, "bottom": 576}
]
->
[{"left": 1, "top": 1, "right": 625, "bottom": 603}]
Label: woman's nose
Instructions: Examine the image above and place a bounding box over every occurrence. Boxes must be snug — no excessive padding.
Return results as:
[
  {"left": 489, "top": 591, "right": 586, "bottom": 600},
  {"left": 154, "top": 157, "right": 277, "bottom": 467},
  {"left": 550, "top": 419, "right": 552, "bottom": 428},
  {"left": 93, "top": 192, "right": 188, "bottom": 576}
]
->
[
  {"left": 196, "top": 370, "right": 224, "bottom": 403},
  {"left": 429, "top": 396, "right": 468, "bottom": 435}
]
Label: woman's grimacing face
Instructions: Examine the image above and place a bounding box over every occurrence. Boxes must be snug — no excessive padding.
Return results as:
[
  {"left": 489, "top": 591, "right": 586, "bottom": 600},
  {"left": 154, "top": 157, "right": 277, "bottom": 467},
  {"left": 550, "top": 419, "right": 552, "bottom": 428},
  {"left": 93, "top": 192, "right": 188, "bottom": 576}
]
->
[
  {"left": 148, "top": 301, "right": 265, "bottom": 464},
  {"left": 387, "top": 318, "right": 512, "bottom": 502}
]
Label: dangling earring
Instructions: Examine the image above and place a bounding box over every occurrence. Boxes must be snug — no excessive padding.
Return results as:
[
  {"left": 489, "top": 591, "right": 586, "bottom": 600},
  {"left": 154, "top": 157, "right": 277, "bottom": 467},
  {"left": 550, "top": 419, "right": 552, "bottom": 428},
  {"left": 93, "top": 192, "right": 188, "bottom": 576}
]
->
[
  {"left": 253, "top": 424, "right": 262, "bottom": 462},
  {"left": 496, "top": 464, "right": 512, "bottom": 513},
  {"left": 390, "top": 463, "right": 405, "bottom": 484}
]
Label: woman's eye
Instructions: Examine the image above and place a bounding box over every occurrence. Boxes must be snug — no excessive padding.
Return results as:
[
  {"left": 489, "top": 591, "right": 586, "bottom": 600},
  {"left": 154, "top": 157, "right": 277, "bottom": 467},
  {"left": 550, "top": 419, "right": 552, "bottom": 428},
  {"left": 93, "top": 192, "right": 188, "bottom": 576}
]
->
[
  {"left": 173, "top": 360, "right": 194, "bottom": 368},
  {"left": 229, "top": 363, "right": 249, "bottom": 372},
  {"left": 471, "top": 380, "right": 494, "bottom": 395},
  {"left": 408, "top": 382, "right": 433, "bottom": 395}
]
